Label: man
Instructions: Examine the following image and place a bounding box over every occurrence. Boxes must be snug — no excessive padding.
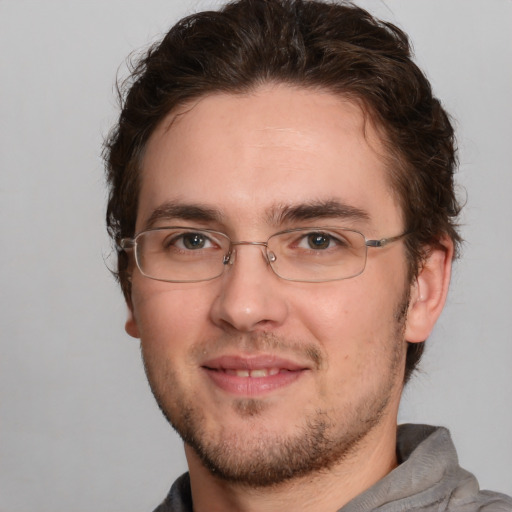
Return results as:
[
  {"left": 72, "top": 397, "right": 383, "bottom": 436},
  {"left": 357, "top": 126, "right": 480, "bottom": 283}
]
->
[{"left": 104, "top": 0, "right": 512, "bottom": 510}]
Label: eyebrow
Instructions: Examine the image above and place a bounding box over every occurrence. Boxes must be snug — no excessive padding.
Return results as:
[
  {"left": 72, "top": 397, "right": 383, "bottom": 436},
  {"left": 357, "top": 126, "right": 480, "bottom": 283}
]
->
[
  {"left": 143, "top": 198, "right": 370, "bottom": 232},
  {"left": 267, "top": 200, "right": 371, "bottom": 226},
  {"left": 144, "top": 202, "right": 223, "bottom": 230}
]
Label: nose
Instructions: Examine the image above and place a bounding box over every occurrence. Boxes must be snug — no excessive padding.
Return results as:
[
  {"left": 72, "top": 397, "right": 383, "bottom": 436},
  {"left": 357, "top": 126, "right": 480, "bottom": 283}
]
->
[{"left": 210, "top": 243, "right": 289, "bottom": 333}]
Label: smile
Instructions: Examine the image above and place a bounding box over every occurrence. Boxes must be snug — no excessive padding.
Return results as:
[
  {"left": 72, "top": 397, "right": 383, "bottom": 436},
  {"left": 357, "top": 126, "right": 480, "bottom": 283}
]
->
[{"left": 201, "top": 355, "right": 309, "bottom": 396}]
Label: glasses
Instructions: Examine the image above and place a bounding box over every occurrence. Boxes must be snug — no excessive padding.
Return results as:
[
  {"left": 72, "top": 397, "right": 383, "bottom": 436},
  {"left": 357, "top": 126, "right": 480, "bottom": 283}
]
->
[{"left": 119, "top": 226, "right": 409, "bottom": 283}]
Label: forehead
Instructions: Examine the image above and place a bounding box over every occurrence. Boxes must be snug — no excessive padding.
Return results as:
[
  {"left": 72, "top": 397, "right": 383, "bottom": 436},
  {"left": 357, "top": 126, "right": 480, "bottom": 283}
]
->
[{"left": 137, "top": 84, "right": 401, "bottom": 234}]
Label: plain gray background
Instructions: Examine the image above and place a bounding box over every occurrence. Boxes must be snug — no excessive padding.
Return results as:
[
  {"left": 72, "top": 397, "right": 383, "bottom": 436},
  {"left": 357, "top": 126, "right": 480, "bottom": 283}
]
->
[{"left": 1, "top": 1, "right": 511, "bottom": 510}]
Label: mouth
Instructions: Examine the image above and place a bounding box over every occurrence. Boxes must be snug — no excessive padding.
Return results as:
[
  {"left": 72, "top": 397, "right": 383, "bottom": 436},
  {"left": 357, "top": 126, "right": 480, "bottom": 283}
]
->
[
  {"left": 201, "top": 355, "right": 310, "bottom": 396},
  {"left": 223, "top": 367, "right": 282, "bottom": 378}
]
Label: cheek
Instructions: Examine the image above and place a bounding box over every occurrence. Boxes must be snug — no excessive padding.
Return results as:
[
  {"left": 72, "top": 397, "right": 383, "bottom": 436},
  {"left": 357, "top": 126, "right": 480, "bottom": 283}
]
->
[
  {"left": 292, "top": 273, "right": 407, "bottom": 374},
  {"left": 132, "top": 283, "right": 220, "bottom": 401},
  {"left": 295, "top": 280, "right": 391, "bottom": 343},
  {"left": 131, "top": 279, "right": 217, "bottom": 355}
]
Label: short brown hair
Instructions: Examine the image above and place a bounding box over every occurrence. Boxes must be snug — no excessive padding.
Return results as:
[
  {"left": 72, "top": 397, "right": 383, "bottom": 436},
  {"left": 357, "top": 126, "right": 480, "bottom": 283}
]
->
[{"left": 104, "top": 0, "right": 462, "bottom": 381}]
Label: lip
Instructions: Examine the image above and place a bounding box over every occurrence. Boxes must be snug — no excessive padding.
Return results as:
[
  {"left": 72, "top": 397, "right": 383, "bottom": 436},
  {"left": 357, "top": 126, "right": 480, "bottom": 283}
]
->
[{"left": 201, "top": 355, "right": 310, "bottom": 396}]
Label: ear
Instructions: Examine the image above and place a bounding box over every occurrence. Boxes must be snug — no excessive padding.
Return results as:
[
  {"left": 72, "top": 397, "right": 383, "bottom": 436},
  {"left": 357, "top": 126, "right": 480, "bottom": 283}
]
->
[
  {"left": 125, "top": 303, "right": 141, "bottom": 339},
  {"left": 122, "top": 257, "right": 140, "bottom": 338},
  {"left": 404, "top": 236, "right": 454, "bottom": 343}
]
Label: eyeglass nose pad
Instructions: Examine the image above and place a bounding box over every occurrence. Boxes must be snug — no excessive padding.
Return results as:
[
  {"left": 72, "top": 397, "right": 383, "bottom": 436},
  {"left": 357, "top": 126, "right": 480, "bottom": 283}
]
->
[
  {"left": 267, "top": 251, "right": 277, "bottom": 263},
  {"left": 223, "top": 250, "right": 235, "bottom": 265}
]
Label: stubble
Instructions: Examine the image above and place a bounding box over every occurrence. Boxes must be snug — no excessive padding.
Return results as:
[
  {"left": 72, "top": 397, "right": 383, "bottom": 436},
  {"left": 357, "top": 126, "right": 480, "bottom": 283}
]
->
[{"left": 142, "top": 292, "right": 409, "bottom": 488}]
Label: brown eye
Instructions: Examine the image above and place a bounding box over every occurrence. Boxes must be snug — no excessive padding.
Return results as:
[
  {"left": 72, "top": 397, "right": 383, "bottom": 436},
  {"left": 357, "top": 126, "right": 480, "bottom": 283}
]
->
[
  {"left": 306, "top": 233, "right": 331, "bottom": 249},
  {"left": 182, "top": 233, "right": 207, "bottom": 250}
]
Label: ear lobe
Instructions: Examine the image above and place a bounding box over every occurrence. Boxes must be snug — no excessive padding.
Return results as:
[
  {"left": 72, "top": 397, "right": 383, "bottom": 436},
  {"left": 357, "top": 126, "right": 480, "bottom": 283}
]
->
[
  {"left": 125, "top": 304, "right": 141, "bottom": 339},
  {"left": 404, "top": 237, "right": 454, "bottom": 343}
]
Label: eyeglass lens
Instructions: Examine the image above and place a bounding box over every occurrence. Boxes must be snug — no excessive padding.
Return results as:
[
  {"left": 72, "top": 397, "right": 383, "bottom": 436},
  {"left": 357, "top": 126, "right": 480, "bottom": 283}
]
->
[{"left": 133, "top": 227, "right": 368, "bottom": 283}]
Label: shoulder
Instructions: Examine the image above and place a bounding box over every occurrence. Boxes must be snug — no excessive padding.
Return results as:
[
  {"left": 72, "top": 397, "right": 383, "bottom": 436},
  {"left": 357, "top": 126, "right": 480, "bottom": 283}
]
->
[{"left": 348, "top": 424, "right": 512, "bottom": 512}]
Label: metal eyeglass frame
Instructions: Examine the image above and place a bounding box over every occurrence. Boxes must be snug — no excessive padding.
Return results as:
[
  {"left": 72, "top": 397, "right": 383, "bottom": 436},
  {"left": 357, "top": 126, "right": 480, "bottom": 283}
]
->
[{"left": 119, "top": 226, "right": 410, "bottom": 283}]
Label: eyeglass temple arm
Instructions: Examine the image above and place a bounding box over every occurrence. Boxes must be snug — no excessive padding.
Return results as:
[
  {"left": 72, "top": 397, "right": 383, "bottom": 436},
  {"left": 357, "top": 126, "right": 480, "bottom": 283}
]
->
[
  {"left": 118, "top": 238, "right": 135, "bottom": 250},
  {"left": 365, "top": 232, "right": 409, "bottom": 248}
]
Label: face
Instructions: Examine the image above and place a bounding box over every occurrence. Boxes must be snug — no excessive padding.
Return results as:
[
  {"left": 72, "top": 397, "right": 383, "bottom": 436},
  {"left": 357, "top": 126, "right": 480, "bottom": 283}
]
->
[{"left": 127, "top": 85, "right": 414, "bottom": 486}]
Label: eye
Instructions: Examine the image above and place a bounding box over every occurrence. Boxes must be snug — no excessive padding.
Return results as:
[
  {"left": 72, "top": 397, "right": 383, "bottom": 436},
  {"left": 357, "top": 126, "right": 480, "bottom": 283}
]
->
[
  {"left": 296, "top": 231, "right": 348, "bottom": 251},
  {"left": 165, "top": 231, "right": 215, "bottom": 251},
  {"left": 305, "top": 233, "right": 332, "bottom": 250},
  {"left": 181, "top": 232, "right": 210, "bottom": 250}
]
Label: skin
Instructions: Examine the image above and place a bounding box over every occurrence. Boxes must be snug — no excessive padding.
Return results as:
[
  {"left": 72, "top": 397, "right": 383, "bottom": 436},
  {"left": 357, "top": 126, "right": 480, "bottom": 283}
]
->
[{"left": 126, "top": 84, "right": 453, "bottom": 512}]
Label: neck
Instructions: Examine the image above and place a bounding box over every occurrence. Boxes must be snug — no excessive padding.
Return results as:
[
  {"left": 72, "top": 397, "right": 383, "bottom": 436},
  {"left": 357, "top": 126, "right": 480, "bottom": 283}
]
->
[{"left": 186, "top": 417, "right": 399, "bottom": 512}]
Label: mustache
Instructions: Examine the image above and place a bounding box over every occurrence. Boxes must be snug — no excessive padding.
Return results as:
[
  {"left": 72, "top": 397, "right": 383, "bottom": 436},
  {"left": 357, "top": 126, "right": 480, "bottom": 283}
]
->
[{"left": 188, "top": 331, "right": 325, "bottom": 370}]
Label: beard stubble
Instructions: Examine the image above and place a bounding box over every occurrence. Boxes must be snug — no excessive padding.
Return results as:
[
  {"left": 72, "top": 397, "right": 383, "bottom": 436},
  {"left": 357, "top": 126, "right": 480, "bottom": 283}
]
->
[{"left": 142, "top": 289, "right": 410, "bottom": 488}]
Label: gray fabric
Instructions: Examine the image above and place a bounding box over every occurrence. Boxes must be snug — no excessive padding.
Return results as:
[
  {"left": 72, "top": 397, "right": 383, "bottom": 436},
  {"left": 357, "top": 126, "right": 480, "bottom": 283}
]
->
[
  {"left": 340, "top": 424, "right": 512, "bottom": 511},
  {"left": 153, "top": 473, "right": 192, "bottom": 512},
  {"left": 153, "top": 424, "right": 512, "bottom": 511}
]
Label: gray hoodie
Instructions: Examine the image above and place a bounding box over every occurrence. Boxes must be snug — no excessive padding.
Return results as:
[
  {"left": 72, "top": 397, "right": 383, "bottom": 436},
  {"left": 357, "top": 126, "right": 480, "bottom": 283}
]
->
[{"left": 154, "top": 424, "right": 512, "bottom": 511}]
